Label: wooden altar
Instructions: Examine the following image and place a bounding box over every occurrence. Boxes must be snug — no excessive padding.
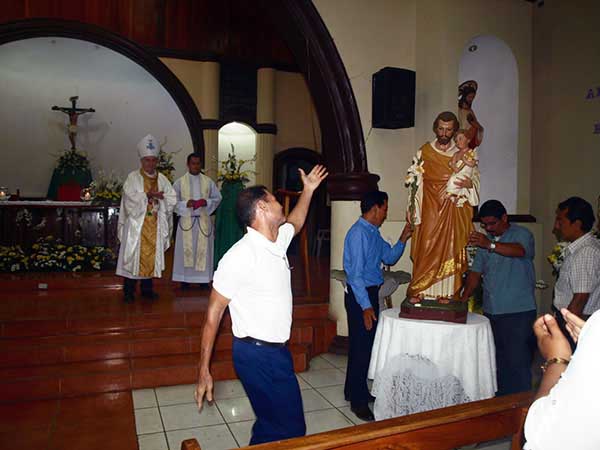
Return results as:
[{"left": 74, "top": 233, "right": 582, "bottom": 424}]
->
[{"left": 0, "top": 201, "right": 120, "bottom": 252}]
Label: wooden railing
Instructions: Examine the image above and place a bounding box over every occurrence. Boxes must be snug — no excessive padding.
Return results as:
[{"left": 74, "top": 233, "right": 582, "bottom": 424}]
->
[{"left": 181, "top": 392, "right": 532, "bottom": 450}]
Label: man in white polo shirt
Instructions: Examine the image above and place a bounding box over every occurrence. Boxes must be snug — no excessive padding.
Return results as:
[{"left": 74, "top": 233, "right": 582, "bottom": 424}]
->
[{"left": 194, "top": 165, "right": 327, "bottom": 445}]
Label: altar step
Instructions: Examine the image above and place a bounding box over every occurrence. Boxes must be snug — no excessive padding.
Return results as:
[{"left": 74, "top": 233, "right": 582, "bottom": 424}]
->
[{"left": 0, "top": 306, "right": 335, "bottom": 403}]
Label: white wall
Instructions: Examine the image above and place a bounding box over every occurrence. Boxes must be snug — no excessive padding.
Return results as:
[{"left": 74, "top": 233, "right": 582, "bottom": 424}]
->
[
  {"left": 459, "top": 35, "right": 519, "bottom": 212},
  {"left": 0, "top": 37, "right": 192, "bottom": 197}
]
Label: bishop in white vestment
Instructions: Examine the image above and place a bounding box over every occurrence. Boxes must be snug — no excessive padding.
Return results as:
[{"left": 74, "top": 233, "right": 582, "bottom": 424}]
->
[
  {"left": 172, "top": 153, "right": 222, "bottom": 286},
  {"left": 116, "top": 134, "right": 177, "bottom": 302}
]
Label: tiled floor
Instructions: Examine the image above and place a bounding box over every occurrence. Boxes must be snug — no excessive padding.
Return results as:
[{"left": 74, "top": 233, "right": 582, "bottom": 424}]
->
[
  {"left": 134, "top": 353, "right": 513, "bottom": 450},
  {"left": 133, "top": 353, "right": 370, "bottom": 450}
]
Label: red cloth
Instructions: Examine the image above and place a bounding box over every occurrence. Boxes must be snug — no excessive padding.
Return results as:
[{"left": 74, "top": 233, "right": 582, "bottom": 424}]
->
[
  {"left": 57, "top": 182, "right": 82, "bottom": 201},
  {"left": 194, "top": 199, "right": 207, "bottom": 209}
]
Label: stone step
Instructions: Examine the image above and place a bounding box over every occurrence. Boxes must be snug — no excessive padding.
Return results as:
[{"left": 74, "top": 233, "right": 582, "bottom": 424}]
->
[
  {"left": 0, "top": 344, "right": 311, "bottom": 403},
  {"left": 0, "top": 317, "right": 335, "bottom": 368}
]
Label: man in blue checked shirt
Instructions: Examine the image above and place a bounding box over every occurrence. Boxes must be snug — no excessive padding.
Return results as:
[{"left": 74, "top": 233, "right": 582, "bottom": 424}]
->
[{"left": 343, "top": 190, "right": 413, "bottom": 422}]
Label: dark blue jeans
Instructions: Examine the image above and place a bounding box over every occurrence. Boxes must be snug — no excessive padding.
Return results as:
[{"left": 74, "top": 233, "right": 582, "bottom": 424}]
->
[
  {"left": 232, "top": 338, "right": 306, "bottom": 445},
  {"left": 344, "top": 285, "right": 379, "bottom": 407},
  {"left": 485, "top": 309, "right": 536, "bottom": 396}
]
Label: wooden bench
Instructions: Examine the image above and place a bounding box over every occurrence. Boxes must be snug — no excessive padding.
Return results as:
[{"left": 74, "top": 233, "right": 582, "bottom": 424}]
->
[{"left": 181, "top": 391, "right": 532, "bottom": 450}]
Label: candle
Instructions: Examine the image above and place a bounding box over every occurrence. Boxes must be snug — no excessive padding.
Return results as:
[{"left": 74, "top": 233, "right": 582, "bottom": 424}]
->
[{"left": 0, "top": 187, "right": 9, "bottom": 201}]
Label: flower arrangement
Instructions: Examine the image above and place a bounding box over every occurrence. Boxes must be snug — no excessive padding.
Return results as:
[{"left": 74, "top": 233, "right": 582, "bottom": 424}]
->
[
  {"left": 54, "top": 149, "right": 91, "bottom": 174},
  {"left": 90, "top": 171, "right": 123, "bottom": 205},
  {"left": 218, "top": 145, "right": 255, "bottom": 184},
  {"left": 0, "top": 246, "right": 28, "bottom": 272},
  {"left": 0, "top": 236, "right": 116, "bottom": 273},
  {"left": 405, "top": 154, "right": 424, "bottom": 225},
  {"left": 547, "top": 241, "right": 568, "bottom": 277},
  {"left": 157, "top": 137, "right": 180, "bottom": 183}
]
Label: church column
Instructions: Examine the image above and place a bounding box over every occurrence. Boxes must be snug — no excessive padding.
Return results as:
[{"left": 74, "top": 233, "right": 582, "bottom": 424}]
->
[
  {"left": 327, "top": 173, "right": 380, "bottom": 346},
  {"left": 200, "top": 62, "right": 220, "bottom": 180},
  {"left": 255, "top": 67, "right": 276, "bottom": 190}
]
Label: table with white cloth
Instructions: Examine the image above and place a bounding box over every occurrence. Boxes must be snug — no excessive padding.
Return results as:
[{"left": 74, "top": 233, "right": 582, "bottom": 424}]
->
[{"left": 368, "top": 307, "right": 497, "bottom": 419}]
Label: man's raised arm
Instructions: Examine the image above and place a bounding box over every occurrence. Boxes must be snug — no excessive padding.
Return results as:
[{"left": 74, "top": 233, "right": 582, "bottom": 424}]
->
[{"left": 286, "top": 165, "right": 328, "bottom": 236}]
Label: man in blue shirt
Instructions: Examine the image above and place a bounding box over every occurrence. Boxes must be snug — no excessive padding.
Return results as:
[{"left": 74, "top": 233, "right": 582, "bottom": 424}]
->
[
  {"left": 461, "top": 199, "right": 537, "bottom": 396},
  {"left": 343, "top": 190, "right": 412, "bottom": 421}
]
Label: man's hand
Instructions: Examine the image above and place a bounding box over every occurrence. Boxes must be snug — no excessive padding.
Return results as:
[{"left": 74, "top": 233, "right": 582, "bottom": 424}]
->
[
  {"left": 299, "top": 165, "right": 328, "bottom": 193},
  {"left": 148, "top": 190, "right": 165, "bottom": 200},
  {"left": 468, "top": 231, "right": 491, "bottom": 249},
  {"left": 561, "top": 308, "right": 586, "bottom": 343},
  {"left": 187, "top": 199, "right": 195, "bottom": 208},
  {"left": 194, "top": 370, "right": 214, "bottom": 412},
  {"left": 400, "top": 222, "right": 413, "bottom": 243},
  {"left": 533, "top": 314, "right": 572, "bottom": 361},
  {"left": 454, "top": 177, "right": 473, "bottom": 189},
  {"left": 363, "top": 307, "right": 377, "bottom": 331}
]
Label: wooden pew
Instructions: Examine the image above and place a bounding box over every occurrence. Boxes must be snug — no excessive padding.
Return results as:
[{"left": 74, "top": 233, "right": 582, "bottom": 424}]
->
[{"left": 181, "top": 391, "right": 532, "bottom": 450}]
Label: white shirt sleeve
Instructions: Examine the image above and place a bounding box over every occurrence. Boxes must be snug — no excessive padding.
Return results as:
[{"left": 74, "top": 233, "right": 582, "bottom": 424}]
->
[
  {"left": 277, "top": 223, "right": 296, "bottom": 252},
  {"left": 212, "top": 242, "right": 252, "bottom": 300},
  {"left": 524, "top": 311, "right": 600, "bottom": 450}
]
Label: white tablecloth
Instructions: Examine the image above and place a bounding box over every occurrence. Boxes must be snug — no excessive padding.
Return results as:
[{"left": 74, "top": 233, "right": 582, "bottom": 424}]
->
[{"left": 368, "top": 307, "right": 497, "bottom": 403}]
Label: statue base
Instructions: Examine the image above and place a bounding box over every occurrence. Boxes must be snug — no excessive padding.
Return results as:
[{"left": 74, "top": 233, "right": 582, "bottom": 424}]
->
[{"left": 399, "top": 297, "right": 468, "bottom": 324}]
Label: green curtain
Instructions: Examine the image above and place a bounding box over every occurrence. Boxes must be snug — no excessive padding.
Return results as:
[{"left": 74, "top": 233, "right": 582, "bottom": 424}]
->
[
  {"left": 214, "top": 180, "right": 245, "bottom": 269},
  {"left": 46, "top": 168, "right": 93, "bottom": 200}
]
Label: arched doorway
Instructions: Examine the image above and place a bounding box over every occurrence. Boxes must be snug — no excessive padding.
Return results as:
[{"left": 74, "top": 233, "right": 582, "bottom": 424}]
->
[{"left": 218, "top": 122, "right": 257, "bottom": 186}]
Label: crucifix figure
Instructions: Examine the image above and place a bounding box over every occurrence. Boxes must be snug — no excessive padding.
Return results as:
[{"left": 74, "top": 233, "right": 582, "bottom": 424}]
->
[{"left": 52, "top": 96, "right": 95, "bottom": 150}]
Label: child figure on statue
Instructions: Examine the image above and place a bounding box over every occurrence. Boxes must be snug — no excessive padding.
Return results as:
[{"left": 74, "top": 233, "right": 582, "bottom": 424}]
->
[{"left": 446, "top": 129, "right": 478, "bottom": 207}]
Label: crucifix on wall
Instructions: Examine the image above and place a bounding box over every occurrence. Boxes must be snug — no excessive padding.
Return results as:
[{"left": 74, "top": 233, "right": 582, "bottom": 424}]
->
[{"left": 51, "top": 96, "right": 96, "bottom": 150}]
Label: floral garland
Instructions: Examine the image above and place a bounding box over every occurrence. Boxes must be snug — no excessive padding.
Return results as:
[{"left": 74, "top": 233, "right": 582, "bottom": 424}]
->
[
  {"left": 54, "top": 149, "right": 91, "bottom": 174},
  {"left": 404, "top": 154, "right": 424, "bottom": 225},
  {"left": 218, "top": 145, "right": 255, "bottom": 184},
  {"left": 90, "top": 171, "right": 123, "bottom": 205},
  {"left": 0, "top": 236, "right": 116, "bottom": 273}
]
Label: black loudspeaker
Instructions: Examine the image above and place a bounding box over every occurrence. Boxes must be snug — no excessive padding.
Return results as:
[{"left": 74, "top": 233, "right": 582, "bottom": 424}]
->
[{"left": 372, "top": 67, "right": 415, "bottom": 129}]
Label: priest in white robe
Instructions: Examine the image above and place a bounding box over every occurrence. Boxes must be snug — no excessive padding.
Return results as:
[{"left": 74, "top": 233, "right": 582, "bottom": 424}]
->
[
  {"left": 116, "top": 134, "right": 177, "bottom": 303},
  {"left": 172, "top": 153, "right": 222, "bottom": 288}
]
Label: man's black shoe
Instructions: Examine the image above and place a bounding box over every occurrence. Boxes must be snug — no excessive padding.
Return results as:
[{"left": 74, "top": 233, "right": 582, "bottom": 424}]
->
[
  {"left": 141, "top": 291, "right": 159, "bottom": 301},
  {"left": 180, "top": 282, "right": 190, "bottom": 290},
  {"left": 350, "top": 405, "right": 375, "bottom": 422},
  {"left": 345, "top": 394, "right": 376, "bottom": 403}
]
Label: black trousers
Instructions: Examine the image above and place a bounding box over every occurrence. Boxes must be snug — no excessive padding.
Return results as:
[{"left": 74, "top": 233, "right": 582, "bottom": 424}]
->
[
  {"left": 344, "top": 285, "right": 379, "bottom": 408},
  {"left": 485, "top": 309, "right": 536, "bottom": 396},
  {"left": 123, "top": 278, "right": 153, "bottom": 296}
]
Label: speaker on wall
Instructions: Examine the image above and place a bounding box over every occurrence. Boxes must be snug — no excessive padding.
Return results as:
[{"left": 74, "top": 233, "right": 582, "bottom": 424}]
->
[{"left": 372, "top": 67, "right": 415, "bottom": 129}]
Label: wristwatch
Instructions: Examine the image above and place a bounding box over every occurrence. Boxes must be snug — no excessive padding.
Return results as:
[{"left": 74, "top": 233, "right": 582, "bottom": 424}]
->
[{"left": 488, "top": 242, "right": 496, "bottom": 253}]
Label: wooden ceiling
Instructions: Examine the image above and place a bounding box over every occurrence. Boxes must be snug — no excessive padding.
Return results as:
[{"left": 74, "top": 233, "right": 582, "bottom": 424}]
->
[{"left": 0, "top": 0, "right": 297, "bottom": 68}]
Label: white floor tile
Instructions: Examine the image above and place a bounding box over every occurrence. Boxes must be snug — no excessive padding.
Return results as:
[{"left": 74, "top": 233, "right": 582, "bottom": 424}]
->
[
  {"left": 213, "top": 379, "right": 248, "bottom": 400},
  {"left": 161, "top": 402, "right": 224, "bottom": 431},
  {"left": 298, "top": 368, "right": 346, "bottom": 388},
  {"left": 133, "top": 388, "right": 158, "bottom": 409},
  {"left": 155, "top": 383, "right": 196, "bottom": 406},
  {"left": 308, "top": 355, "right": 335, "bottom": 370},
  {"left": 138, "top": 432, "right": 168, "bottom": 450},
  {"left": 296, "top": 374, "right": 312, "bottom": 390},
  {"left": 216, "top": 396, "right": 256, "bottom": 423},
  {"left": 227, "top": 420, "right": 254, "bottom": 447},
  {"left": 166, "top": 424, "right": 238, "bottom": 450},
  {"left": 304, "top": 408, "right": 353, "bottom": 435},
  {"left": 316, "top": 385, "right": 350, "bottom": 408},
  {"left": 135, "top": 407, "right": 164, "bottom": 435},
  {"left": 301, "top": 389, "right": 334, "bottom": 412},
  {"left": 319, "top": 352, "right": 348, "bottom": 368}
]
